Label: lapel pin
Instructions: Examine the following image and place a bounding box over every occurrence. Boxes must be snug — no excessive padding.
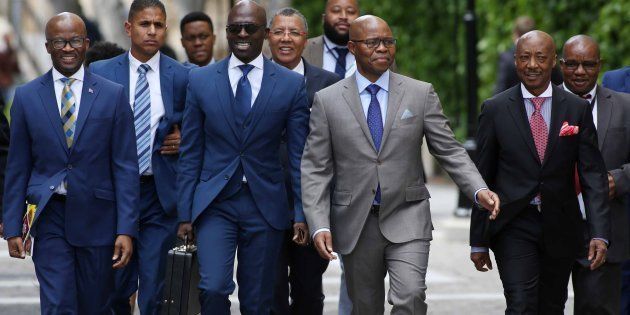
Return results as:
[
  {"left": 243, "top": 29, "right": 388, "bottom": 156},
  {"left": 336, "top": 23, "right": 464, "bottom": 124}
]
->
[{"left": 88, "top": 88, "right": 94, "bottom": 94}]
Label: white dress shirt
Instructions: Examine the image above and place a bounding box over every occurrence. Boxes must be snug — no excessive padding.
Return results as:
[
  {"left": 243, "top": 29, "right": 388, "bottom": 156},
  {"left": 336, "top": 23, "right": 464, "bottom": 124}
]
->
[
  {"left": 129, "top": 52, "right": 165, "bottom": 175},
  {"left": 322, "top": 36, "right": 356, "bottom": 78},
  {"left": 228, "top": 53, "right": 264, "bottom": 107},
  {"left": 52, "top": 66, "right": 85, "bottom": 195},
  {"left": 356, "top": 70, "right": 389, "bottom": 122}
]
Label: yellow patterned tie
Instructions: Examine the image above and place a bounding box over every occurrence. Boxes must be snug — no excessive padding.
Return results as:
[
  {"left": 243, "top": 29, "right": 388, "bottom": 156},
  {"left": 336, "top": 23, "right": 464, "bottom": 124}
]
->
[{"left": 60, "top": 78, "right": 77, "bottom": 148}]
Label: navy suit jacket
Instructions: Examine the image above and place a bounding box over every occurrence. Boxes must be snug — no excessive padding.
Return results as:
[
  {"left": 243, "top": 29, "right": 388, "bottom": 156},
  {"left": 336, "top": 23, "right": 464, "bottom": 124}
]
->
[
  {"left": 2, "top": 70, "right": 139, "bottom": 246},
  {"left": 178, "top": 57, "right": 310, "bottom": 229},
  {"left": 602, "top": 66, "right": 630, "bottom": 94},
  {"left": 90, "top": 52, "right": 191, "bottom": 216}
]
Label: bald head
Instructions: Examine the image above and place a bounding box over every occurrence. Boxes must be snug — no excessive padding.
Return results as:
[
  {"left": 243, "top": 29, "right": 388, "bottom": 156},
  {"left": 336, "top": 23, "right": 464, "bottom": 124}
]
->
[
  {"left": 563, "top": 35, "right": 600, "bottom": 60},
  {"left": 45, "top": 12, "right": 89, "bottom": 77},
  {"left": 227, "top": 0, "right": 268, "bottom": 63},
  {"left": 561, "top": 35, "right": 601, "bottom": 95},
  {"left": 516, "top": 30, "right": 556, "bottom": 54},
  {"left": 348, "top": 15, "right": 395, "bottom": 82},
  {"left": 349, "top": 15, "right": 389, "bottom": 40},
  {"left": 514, "top": 30, "right": 557, "bottom": 96},
  {"left": 230, "top": 0, "right": 266, "bottom": 24}
]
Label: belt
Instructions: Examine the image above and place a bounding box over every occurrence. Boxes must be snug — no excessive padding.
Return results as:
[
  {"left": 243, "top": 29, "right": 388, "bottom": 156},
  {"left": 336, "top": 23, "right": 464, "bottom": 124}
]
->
[
  {"left": 369, "top": 204, "right": 380, "bottom": 216},
  {"left": 140, "top": 175, "right": 154, "bottom": 184},
  {"left": 50, "top": 194, "right": 66, "bottom": 202}
]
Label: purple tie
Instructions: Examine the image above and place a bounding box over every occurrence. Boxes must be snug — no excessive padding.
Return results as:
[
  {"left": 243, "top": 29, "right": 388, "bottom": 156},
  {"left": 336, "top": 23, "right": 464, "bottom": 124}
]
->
[{"left": 366, "top": 84, "right": 383, "bottom": 203}]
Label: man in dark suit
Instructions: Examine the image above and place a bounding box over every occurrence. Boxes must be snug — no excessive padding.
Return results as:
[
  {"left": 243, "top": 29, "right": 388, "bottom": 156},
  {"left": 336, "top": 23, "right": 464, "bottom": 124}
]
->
[
  {"left": 90, "top": 0, "right": 191, "bottom": 313},
  {"left": 3, "top": 13, "right": 138, "bottom": 314},
  {"left": 176, "top": 1, "right": 309, "bottom": 314},
  {"left": 560, "top": 34, "right": 630, "bottom": 315},
  {"left": 470, "top": 30, "right": 610, "bottom": 314},
  {"left": 267, "top": 7, "right": 341, "bottom": 315},
  {"left": 603, "top": 66, "right": 630, "bottom": 94}
]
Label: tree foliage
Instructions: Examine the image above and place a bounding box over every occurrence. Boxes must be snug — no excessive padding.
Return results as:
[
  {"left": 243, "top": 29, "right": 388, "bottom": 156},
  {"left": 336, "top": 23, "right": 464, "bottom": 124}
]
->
[{"left": 291, "top": 0, "right": 630, "bottom": 138}]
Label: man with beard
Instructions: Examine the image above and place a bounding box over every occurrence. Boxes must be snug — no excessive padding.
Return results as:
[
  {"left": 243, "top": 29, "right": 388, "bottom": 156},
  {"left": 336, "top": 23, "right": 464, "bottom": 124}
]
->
[
  {"left": 180, "top": 11, "right": 216, "bottom": 67},
  {"left": 176, "top": 1, "right": 309, "bottom": 313},
  {"left": 3, "top": 12, "right": 138, "bottom": 314},
  {"left": 561, "top": 35, "right": 630, "bottom": 315},
  {"left": 90, "top": 0, "right": 191, "bottom": 313}
]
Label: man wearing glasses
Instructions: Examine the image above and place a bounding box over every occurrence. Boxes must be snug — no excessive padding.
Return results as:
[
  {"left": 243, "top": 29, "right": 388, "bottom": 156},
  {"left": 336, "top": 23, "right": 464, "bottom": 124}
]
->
[
  {"left": 561, "top": 35, "right": 630, "bottom": 315},
  {"left": 180, "top": 11, "right": 216, "bottom": 67},
  {"left": 302, "top": 16, "right": 499, "bottom": 314},
  {"left": 267, "top": 7, "right": 341, "bottom": 315},
  {"left": 3, "top": 13, "right": 138, "bottom": 314},
  {"left": 176, "top": 1, "right": 309, "bottom": 313}
]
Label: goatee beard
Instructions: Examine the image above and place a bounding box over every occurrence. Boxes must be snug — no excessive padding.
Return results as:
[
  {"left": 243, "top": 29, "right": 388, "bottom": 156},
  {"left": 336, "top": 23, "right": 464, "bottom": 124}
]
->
[{"left": 323, "top": 21, "right": 349, "bottom": 46}]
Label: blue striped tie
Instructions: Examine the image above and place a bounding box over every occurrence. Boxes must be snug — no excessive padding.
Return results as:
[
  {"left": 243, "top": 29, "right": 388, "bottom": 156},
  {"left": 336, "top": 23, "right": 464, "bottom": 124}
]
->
[{"left": 135, "top": 64, "right": 152, "bottom": 174}]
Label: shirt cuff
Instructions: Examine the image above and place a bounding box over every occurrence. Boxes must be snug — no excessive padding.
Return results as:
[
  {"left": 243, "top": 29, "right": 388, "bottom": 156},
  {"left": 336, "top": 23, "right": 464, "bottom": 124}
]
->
[
  {"left": 312, "top": 228, "right": 330, "bottom": 240},
  {"left": 593, "top": 238, "right": 609, "bottom": 246},
  {"left": 474, "top": 188, "right": 488, "bottom": 204},
  {"left": 471, "top": 246, "right": 489, "bottom": 253}
]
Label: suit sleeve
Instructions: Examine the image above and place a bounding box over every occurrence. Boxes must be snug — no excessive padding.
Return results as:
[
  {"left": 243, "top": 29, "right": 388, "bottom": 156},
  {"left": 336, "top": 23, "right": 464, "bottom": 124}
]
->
[
  {"left": 2, "top": 88, "right": 32, "bottom": 239},
  {"left": 177, "top": 77, "right": 204, "bottom": 222},
  {"left": 286, "top": 80, "right": 310, "bottom": 223},
  {"left": 301, "top": 92, "right": 334, "bottom": 233},
  {"left": 171, "top": 68, "right": 191, "bottom": 125},
  {"left": 470, "top": 101, "right": 498, "bottom": 247},
  {"left": 111, "top": 87, "right": 140, "bottom": 238},
  {"left": 577, "top": 100, "right": 611, "bottom": 240},
  {"left": 422, "top": 84, "right": 486, "bottom": 199}
]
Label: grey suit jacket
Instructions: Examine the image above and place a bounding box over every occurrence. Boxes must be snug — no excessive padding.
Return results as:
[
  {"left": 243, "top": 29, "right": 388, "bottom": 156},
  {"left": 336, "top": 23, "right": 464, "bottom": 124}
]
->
[
  {"left": 593, "top": 85, "right": 630, "bottom": 262},
  {"left": 301, "top": 72, "right": 486, "bottom": 254}
]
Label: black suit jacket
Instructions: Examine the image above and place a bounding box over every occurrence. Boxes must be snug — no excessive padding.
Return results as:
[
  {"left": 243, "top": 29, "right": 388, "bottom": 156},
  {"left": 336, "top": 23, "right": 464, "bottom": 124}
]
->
[
  {"left": 471, "top": 84, "right": 610, "bottom": 258},
  {"left": 282, "top": 60, "right": 341, "bottom": 215}
]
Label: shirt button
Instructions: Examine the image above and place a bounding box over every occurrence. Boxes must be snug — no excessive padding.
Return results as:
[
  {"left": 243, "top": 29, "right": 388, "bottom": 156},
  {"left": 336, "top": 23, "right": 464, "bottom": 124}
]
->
[
  {"left": 67, "top": 164, "right": 73, "bottom": 170},
  {"left": 49, "top": 185, "right": 55, "bottom": 190}
]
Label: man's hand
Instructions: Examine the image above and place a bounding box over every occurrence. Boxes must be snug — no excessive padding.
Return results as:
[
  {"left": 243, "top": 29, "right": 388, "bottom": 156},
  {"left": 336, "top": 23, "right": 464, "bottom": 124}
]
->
[
  {"left": 588, "top": 239, "right": 608, "bottom": 270},
  {"left": 177, "top": 222, "right": 195, "bottom": 243},
  {"left": 477, "top": 189, "right": 501, "bottom": 220},
  {"left": 313, "top": 231, "right": 336, "bottom": 261},
  {"left": 608, "top": 173, "right": 616, "bottom": 200},
  {"left": 112, "top": 235, "right": 133, "bottom": 269},
  {"left": 292, "top": 222, "right": 310, "bottom": 246},
  {"left": 7, "top": 236, "right": 25, "bottom": 259},
  {"left": 471, "top": 252, "right": 493, "bottom": 272},
  {"left": 160, "top": 125, "right": 181, "bottom": 155}
]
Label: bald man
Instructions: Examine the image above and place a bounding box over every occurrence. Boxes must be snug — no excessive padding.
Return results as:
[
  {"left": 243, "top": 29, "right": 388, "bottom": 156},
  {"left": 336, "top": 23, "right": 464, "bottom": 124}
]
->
[
  {"left": 471, "top": 31, "right": 610, "bottom": 313},
  {"left": 302, "top": 16, "right": 497, "bottom": 314},
  {"left": 2, "top": 13, "right": 138, "bottom": 314},
  {"left": 560, "top": 35, "right": 630, "bottom": 315}
]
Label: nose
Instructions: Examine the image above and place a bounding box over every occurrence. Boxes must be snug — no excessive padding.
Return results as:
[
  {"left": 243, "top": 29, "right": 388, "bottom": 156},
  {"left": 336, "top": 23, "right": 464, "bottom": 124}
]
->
[
  {"left": 375, "top": 40, "right": 388, "bottom": 52},
  {"left": 526, "top": 55, "right": 538, "bottom": 69},
  {"left": 61, "top": 41, "right": 74, "bottom": 52},
  {"left": 238, "top": 26, "right": 248, "bottom": 38},
  {"left": 280, "top": 31, "right": 292, "bottom": 42},
  {"left": 575, "top": 63, "right": 586, "bottom": 75},
  {"left": 148, "top": 24, "right": 156, "bottom": 35}
]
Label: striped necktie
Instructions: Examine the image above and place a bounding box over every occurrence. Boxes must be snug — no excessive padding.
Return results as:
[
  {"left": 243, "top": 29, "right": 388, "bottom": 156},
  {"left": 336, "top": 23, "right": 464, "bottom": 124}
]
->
[
  {"left": 60, "top": 77, "right": 77, "bottom": 148},
  {"left": 135, "top": 64, "right": 152, "bottom": 174}
]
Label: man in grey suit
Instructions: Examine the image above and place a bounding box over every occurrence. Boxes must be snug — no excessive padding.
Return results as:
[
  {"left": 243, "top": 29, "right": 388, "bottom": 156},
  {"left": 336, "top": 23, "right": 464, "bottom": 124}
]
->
[
  {"left": 561, "top": 35, "right": 630, "bottom": 315},
  {"left": 301, "top": 15, "right": 500, "bottom": 314}
]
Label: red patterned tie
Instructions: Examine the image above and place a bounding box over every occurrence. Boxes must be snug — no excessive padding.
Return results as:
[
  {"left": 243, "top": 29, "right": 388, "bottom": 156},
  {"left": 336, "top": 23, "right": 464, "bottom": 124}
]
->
[{"left": 530, "top": 97, "right": 548, "bottom": 162}]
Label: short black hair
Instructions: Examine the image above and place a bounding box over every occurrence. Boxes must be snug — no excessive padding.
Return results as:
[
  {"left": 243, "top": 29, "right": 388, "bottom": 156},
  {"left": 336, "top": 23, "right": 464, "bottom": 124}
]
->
[
  {"left": 180, "top": 11, "right": 214, "bottom": 34},
  {"left": 85, "top": 41, "right": 125, "bottom": 66},
  {"left": 128, "top": 0, "right": 166, "bottom": 21}
]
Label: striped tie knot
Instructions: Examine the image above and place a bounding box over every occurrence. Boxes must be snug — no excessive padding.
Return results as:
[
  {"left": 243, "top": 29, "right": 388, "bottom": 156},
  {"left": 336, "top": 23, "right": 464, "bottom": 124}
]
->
[
  {"left": 366, "top": 84, "right": 381, "bottom": 96},
  {"left": 238, "top": 64, "right": 254, "bottom": 77},
  {"left": 138, "top": 63, "right": 151, "bottom": 74}
]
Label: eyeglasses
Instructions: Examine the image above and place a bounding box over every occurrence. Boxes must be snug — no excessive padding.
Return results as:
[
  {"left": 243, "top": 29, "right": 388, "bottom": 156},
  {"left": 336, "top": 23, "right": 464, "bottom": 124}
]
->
[
  {"left": 269, "top": 29, "right": 306, "bottom": 39},
  {"left": 351, "top": 38, "right": 396, "bottom": 49},
  {"left": 48, "top": 37, "right": 86, "bottom": 50},
  {"left": 183, "top": 33, "right": 212, "bottom": 42},
  {"left": 560, "top": 59, "right": 600, "bottom": 71},
  {"left": 226, "top": 23, "right": 265, "bottom": 35}
]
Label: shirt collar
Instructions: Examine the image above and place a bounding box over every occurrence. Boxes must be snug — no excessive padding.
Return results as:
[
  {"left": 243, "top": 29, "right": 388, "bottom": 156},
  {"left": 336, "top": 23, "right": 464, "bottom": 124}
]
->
[
  {"left": 563, "top": 83, "right": 597, "bottom": 103},
  {"left": 129, "top": 51, "right": 160, "bottom": 73},
  {"left": 229, "top": 53, "right": 264, "bottom": 71},
  {"left": 521, "top": 82, "right": 553, "bottom": 99},
  {"left": 52, "top": 65, "right": 85, "bottom": 83},
  {"left": 356, "top": 70, "right": 390, "bottom": 94},
  {"left": 271, "top": 58, "right": 304, "bottom": 76}
]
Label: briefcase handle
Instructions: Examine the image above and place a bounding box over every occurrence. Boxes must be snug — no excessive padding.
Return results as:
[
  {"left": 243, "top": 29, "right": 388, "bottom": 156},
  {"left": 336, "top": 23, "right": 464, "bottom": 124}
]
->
[{"left": 174, "top": 235, "right": 196, "bottom": 253}]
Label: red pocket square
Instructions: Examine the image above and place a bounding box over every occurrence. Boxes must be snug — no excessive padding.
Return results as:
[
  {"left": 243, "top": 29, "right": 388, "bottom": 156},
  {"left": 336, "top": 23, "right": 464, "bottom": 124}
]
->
[{"left": 559, "top": 121, "right": 579, "bottom": 136}]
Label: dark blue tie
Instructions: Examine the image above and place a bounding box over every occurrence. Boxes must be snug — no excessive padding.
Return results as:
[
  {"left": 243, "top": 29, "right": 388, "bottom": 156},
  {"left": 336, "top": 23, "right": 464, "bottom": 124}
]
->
[
  {"left": 333, "top": 47, "right": 348, "bottom": 79},
  {"left": 366, "top": 84, "right": 383, "bottom": 203},
  {"left": 235, "top": 64, "right": 255, "bottom": 128}
]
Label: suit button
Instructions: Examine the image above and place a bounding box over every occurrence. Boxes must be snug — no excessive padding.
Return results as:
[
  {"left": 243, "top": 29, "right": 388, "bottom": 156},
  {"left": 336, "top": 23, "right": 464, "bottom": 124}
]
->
[
  {"left": 377, "top": 160, "right": 381, "bottom": 165},
  {"left": 67, "top": 164, "right": 73, "bottom": 170},
  {"left": 49, "top": 186, "right": 55, "bottom": 190},
  {"left": 224, "top": 175, "right": 230, "bottom": 180}
]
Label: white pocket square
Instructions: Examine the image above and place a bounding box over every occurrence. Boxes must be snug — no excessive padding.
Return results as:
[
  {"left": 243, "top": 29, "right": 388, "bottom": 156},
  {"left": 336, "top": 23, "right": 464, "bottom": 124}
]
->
[{"left": 401, "top": 109, "right": 415, "bottom": 120}]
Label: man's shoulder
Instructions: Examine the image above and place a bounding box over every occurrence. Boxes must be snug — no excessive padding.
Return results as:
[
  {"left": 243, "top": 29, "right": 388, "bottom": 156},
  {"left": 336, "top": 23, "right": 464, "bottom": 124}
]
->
[
  {"left": 602, "top": 85, "right": 630, "bottom": 107},
  {"left": 88, "top": 72, "right": 125, "bottom": 93},
  {"left": 90, "top": 53, "right": 125, "bottom": 73},
  {"left": 304, "top": 61, "right": 341, "bottom": 84},
  {"left": 603, "top": 66, "right": 630, "bottom": 79},
  {"left": 160, "top": 53, "right": 191, "bottom": 74},
  {"left": 306, "top": 35, "right": 324, "bottom": 48}
]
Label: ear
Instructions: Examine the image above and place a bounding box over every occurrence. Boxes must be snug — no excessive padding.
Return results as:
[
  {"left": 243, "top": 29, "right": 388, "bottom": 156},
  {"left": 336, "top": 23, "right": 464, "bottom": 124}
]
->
[
  {"left": 348, "top": 41, "right": 356, "bottom": 56},
  {"left": 124, "top": 21, "right": 132, "bottom": 38},
  {"left": 552, "top": 53, "right": 557, "bottom": 68},
  {"left": 45, "top": 41, "right": 52, "bottom": 55},
  {"left": 84, "top": 38, "right": 90, "bottom": 50}
]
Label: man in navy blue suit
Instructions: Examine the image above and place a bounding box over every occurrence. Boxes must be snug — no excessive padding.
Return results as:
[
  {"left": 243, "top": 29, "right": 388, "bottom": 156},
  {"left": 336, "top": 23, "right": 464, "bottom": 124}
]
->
[
  {"left": 90, "top": 0, "right": 191, "bottom": 313},
  {"left": 177, "top": 1, "right": 310, "bottom": 313},
  {"left": 3, "top": 13, "right": 139, "bottom": 314}
]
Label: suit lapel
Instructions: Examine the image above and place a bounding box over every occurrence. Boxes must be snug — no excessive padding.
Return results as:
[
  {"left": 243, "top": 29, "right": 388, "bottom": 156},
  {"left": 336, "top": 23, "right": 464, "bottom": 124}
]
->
[
  {"left": 342, "top": 75, "right": 376, "bottom": 151},
  {"left": 215, "top": 59, "right": 240, "bottom": 140},
  {"left": 542, "top": 86, "right": 567, "bottom": 166},
  {"left": 379, "top": 72, "right": 404, "bottom": 155},
  {"left": 38, "top": 71, "right": 69, "bottom": 154},
  {"left": 159, "top": 54, "right": 174, "bottom": 119},
  {"left": 242, "top": 58, "right": 277, "bottom": 144},
  {"left": 596, "top": 86, "right": 612, "bottom": 150},
  {"left": 507, "top": 88, "right": 539, "bottom": 164},
  {"left": 115, "top": 53, "right": 130, "bottom": 101},
  {"left": 72, "top": 72, "right": 99, "bottom": 150}
]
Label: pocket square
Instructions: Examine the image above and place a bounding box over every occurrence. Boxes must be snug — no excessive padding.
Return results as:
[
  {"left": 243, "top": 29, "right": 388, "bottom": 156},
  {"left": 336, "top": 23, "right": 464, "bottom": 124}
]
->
[
  {"left": 401, "top": 109, "right": 415, "bottom": 120},
  {"left": 559, "top": 121, "right": 579, "bottom": 136}
]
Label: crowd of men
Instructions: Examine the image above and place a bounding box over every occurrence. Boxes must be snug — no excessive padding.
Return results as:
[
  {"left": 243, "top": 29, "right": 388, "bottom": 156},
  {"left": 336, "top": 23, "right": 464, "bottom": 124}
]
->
[{"left": 1, "top": 0, "right": 630, "bottom": 314}]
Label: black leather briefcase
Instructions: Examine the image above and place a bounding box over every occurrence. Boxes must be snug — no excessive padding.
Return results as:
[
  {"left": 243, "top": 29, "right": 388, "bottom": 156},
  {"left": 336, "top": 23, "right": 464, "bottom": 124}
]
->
[{"left": 161, "top": 241, "right": 201, "bottom": 315}]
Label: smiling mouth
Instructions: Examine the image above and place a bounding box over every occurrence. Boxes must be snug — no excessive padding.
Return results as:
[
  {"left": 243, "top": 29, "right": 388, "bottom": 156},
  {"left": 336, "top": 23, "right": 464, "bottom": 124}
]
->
[
  {"left": 61, "top": 56, "right": 76, "bottom": 62},
  {"left": 234, "top": 42, "right": 251, "bottom": 50},
  {"left": 278, "top": 47, "right": 294, "bottom": 53}
]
